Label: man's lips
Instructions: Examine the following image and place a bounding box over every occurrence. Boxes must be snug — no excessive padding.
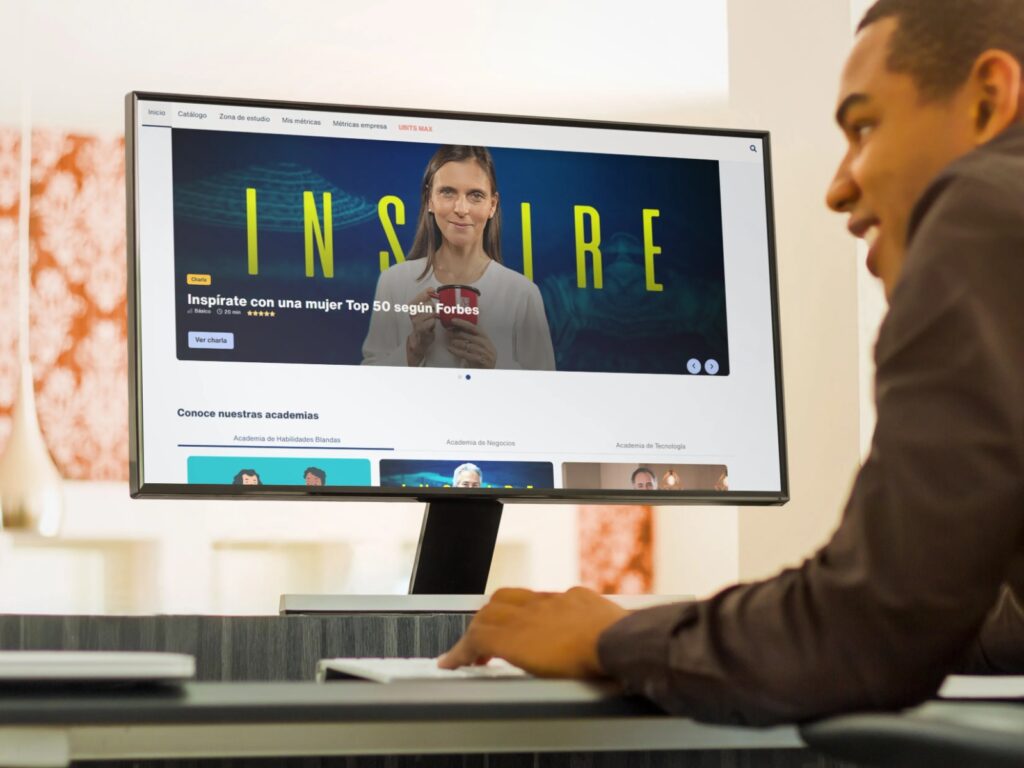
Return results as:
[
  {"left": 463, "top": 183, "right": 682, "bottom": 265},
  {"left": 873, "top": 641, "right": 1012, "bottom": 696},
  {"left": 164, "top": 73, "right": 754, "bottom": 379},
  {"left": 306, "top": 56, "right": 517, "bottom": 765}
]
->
[
  {"left": 847, "top": 216, "right": 879, "bottom": 240},
  {"left": 848, "top": 217, "right": 882, "bottom": 275}
]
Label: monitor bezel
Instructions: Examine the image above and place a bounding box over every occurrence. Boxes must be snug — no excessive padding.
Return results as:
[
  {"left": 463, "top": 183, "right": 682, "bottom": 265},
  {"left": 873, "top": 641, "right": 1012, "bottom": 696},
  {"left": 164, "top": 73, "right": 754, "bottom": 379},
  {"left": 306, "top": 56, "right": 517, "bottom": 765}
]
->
[{"left": 126, "top": 90, "right": 789, "bottom": 506}]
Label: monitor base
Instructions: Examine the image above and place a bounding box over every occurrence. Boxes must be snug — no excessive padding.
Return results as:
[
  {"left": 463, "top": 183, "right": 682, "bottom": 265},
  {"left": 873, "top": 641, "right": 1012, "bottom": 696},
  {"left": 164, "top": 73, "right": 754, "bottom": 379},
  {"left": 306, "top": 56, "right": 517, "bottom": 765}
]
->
[
  {"left": 279, "top": 594, "right": 694, "bottom": 615},
  {"left": 408, "top": 499, "right": 503, "bottom": 594}
]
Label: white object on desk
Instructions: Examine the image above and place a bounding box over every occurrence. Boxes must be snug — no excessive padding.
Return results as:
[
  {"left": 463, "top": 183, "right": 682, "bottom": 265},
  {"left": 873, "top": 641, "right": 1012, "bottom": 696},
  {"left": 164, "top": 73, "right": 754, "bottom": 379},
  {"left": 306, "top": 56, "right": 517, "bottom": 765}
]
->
[
  {"left": 0, "top": 651, "right": 195, "bottom": 683},
  {"left": 317, "top": 657, "right": 529, "bottom": 683},
  {"left": 939, "top": 675, "right": 1024, "bottom": 700}
]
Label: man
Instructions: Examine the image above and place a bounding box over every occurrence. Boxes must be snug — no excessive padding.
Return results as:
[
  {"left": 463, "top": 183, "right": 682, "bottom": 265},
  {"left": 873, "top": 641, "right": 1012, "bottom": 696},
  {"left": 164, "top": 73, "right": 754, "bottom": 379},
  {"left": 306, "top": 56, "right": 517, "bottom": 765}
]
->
[
  {"left": 630, "top": 467, "right": 658, "bottom": 491},
  {"left": 452, "top": 463, "right": 483, "bottom": 488},
  {"left": 304, "top": 467, "right": 326, "bottom": 486},
  {"left": 440, "top": 0, "right": 1024, "bottom": 725}
]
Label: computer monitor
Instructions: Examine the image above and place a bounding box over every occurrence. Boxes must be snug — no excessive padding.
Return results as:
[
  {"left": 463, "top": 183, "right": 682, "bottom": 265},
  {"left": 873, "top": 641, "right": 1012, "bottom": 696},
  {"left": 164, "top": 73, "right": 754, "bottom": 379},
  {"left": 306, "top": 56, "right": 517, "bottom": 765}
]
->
[{"left": 126, "top": 92, "right": 787, "bottom": 593}]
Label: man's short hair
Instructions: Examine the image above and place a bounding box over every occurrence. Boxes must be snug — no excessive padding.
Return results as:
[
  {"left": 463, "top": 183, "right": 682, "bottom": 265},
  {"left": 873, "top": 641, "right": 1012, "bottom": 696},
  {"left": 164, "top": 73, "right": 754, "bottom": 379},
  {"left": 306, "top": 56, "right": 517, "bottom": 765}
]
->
[
  {"left": 452, "top": 462, "right": 482, "bottom": 485},
  {"left": 859, "top": 0, "right": 1024, "bottom": 100},
  {"left": 304, "top": 467, "right": 326, "bottom": 483},
  {"left": 631, "top": 467, "right": 655, "bottom": 484}
]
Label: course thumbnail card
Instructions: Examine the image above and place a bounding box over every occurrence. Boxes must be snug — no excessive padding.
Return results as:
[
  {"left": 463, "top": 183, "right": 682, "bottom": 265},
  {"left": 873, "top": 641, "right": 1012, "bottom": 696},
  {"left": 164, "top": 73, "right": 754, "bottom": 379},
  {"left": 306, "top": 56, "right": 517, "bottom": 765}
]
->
[
  {"left": 562, "top": 462, "right": 728, "bottom": 491},
  {"left": 379, "top": 459, "right": 554, "bottom": 489},
  {"left": 187, "top": 456, "right": 371, "bottom": 486},
  {"left": 172, "top": 129, "right": 729, "bottom": 375}
]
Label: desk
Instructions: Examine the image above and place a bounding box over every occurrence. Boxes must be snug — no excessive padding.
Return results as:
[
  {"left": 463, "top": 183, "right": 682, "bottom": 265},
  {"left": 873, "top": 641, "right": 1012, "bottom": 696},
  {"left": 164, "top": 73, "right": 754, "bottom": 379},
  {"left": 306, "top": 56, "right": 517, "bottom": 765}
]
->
[
  {"left": 0, "top": 615, "right": 831, "bottom": 767},
  {"left": 0, "top": 680, "right": 803, "bottom": 767}
]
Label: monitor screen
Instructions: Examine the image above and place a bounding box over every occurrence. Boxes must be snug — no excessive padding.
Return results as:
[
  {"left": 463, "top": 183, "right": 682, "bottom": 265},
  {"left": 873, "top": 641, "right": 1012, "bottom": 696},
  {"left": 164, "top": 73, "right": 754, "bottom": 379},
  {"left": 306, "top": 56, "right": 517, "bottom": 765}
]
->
[{"left": 127, "top": 92, "right": 786, "bottom": 503}]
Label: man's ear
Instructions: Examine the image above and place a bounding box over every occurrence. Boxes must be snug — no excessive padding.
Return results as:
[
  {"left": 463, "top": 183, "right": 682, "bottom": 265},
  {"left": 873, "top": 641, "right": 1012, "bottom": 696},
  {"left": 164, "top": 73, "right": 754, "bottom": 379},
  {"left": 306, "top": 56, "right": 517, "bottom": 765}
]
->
[{"left": 969, "top": 49, "right": 1022, "bottom": 142}]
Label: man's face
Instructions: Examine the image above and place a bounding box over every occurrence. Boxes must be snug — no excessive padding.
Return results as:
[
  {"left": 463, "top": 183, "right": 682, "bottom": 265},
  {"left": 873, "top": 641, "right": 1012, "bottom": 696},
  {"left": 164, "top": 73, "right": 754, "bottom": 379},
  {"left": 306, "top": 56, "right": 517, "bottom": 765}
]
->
[
  {"left": 305, "top": 472, "right": 323, "bottom": 486},
  {"left": 241, "top": 473, "right": 259, "bottom": 485},
  {"left": 827, "top": 18, "right": 977, "bottom": 298},
  {"left": 455, "top": 471, "right": 481, "bottom": 488},
  {"left": 632, "top": 472, "right": 656, "bottom": 491}
]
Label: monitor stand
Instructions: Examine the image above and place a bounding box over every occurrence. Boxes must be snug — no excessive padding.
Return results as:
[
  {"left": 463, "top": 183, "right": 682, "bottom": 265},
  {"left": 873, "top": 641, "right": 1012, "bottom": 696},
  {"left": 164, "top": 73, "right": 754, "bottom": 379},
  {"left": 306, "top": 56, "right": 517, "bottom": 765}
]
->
[
  {"left": 279, "top": 499, "right": 503, "bottom": 615},
  {"left": 408, "top": 499, "right": 502, "bottom": 594},
  {"left": 279, "top": 500, "right": 694, "bottom": 614}
]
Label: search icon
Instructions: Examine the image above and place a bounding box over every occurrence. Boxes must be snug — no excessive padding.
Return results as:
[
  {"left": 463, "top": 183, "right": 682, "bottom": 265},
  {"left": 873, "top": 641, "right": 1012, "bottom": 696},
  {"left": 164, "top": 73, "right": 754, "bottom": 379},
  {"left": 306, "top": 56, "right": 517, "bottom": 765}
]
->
[{"left": 749, "top": 144, "right": 758, "bottom": 152}]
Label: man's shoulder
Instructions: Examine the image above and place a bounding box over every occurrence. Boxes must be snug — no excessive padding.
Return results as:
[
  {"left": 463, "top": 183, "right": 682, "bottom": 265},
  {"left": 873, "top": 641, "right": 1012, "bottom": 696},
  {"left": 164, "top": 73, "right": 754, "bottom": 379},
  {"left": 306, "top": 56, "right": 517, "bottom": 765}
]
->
[
  {"left": 890, "top": 126, "right": 1024, "bottom": 345},
  {"left": 910, "top": 125, "right": 1024, "bottom": 245},
  {"left": 904, "top": 131, "right": 1024, "bottom": 289}
]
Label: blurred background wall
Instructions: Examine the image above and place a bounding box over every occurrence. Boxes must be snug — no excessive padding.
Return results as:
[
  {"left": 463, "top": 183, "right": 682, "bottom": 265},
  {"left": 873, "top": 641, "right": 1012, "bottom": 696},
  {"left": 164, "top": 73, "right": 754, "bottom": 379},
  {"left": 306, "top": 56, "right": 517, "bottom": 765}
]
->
[{"left": 0, "top": 0, "right": 883, "bottom": 614}]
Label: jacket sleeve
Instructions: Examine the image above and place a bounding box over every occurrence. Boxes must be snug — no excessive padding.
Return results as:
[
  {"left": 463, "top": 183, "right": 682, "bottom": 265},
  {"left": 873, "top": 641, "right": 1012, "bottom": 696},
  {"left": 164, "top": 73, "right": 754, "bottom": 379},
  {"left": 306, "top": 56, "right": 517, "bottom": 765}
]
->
[{"left": 598, "top": 173, "right": 1024, "bottom": 725}]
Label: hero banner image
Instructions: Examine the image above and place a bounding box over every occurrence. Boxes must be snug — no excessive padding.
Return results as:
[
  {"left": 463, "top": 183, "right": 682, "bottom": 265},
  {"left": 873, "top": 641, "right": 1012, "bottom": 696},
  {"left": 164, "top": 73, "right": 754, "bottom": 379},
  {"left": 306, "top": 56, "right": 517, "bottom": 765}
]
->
[{"left": 172, "top": 129, "right": 729, "bottom": 375}]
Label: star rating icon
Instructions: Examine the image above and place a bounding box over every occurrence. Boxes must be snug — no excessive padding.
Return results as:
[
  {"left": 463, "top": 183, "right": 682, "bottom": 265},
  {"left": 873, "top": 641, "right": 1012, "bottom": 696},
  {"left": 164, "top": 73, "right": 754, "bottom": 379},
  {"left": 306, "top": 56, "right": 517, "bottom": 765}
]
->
[{"left": 246, "top": 310, "right": 277, "bottom": 317}]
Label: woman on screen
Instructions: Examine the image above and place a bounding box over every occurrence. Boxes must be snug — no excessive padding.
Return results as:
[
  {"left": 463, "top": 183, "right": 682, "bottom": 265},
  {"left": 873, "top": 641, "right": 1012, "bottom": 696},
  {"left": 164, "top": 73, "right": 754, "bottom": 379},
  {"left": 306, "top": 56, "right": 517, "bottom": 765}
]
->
[{"left": 361, "top": 145, "right": 555, "bottom": 370}]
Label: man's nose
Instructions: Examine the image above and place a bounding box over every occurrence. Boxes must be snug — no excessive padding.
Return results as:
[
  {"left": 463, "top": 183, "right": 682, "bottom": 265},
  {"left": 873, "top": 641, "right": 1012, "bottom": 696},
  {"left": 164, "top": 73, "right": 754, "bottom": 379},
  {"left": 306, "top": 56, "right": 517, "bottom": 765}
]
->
[{"left": 826, "top": 160, "right": 859, "bottom": 213}]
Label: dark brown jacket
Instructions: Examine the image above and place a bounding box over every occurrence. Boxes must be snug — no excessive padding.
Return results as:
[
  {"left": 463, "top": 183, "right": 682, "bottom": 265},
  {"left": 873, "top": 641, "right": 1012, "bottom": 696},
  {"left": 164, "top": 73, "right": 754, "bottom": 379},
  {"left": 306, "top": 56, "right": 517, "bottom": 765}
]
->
[{"left": 598, "top": 123, "right": 1024, "bottom": 726}]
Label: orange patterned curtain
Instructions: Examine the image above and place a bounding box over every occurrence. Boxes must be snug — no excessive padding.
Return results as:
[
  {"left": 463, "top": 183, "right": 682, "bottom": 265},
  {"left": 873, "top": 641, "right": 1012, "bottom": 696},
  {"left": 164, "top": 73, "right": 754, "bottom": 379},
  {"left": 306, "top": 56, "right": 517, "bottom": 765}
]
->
[
  {"left": 0, "top": 128, "right": 20, "bottom": 452},
  {"left": 28, "top": 131, "right": 128, "bottom": 480},
  {"left": 578, "top": 505, "right": 654, "bottom": 593}
]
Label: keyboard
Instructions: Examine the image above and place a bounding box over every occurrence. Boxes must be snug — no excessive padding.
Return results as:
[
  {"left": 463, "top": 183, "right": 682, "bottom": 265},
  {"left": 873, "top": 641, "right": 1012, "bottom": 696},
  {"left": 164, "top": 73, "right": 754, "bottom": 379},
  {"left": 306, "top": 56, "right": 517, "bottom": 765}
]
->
[{"left": 316, "top": 656, "right": 530, "bottom": 683}]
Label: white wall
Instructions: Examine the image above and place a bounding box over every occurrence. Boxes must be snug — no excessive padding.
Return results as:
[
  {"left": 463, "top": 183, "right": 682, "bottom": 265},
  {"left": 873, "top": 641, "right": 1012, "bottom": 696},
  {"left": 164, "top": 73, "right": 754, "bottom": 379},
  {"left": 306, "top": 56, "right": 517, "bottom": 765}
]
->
[
  {"left": 0, "top": 2, "right": 21, "bottom": 124},
  {"left": 0, "top": 483, "right": 582, "bottom": 614},
  {"left": 4, "top": 0, "right": 728, "bottom": 133},
  {"left": 729, "top": 0, "right": 862, "bottom": 581}
]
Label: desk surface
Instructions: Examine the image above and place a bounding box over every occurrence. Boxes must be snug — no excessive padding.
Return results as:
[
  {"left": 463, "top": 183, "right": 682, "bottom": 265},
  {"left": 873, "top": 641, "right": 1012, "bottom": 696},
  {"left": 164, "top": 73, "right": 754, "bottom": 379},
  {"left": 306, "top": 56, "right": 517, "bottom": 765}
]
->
[
  {"left": 0, "top": 679, "right": 662, "bottom": 724},
  {"left": 0, "top": 615, "right": 812, "bottom": 767},
  {"left": 0, "top": 680, "right": 804, "bottom": 766}
]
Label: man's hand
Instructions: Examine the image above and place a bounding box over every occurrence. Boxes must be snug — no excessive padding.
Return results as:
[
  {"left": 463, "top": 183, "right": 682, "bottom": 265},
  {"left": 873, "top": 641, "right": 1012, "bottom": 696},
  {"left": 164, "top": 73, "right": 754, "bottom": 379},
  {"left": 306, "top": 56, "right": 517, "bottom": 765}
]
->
[{"left": 438, "top": 587, "right": 629, "bottom": 678}]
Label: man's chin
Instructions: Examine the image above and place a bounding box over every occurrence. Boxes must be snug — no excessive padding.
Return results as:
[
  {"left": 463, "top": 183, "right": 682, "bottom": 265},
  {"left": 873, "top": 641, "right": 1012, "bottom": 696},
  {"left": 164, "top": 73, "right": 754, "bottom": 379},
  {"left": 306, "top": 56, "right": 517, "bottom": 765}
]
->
[{"left": 865, "top": 238, "right": 883, "bottom": 278}]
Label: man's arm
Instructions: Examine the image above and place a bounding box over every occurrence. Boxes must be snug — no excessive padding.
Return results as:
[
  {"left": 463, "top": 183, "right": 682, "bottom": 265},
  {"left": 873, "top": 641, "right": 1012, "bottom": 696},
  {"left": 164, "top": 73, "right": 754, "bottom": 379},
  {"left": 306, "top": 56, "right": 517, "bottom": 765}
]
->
[
  {"left": 442, "top": 170, "right": 1024, "bottom": 725},
  {"left": 595, "top": 172, "right": 1024, "bottom": 724}
]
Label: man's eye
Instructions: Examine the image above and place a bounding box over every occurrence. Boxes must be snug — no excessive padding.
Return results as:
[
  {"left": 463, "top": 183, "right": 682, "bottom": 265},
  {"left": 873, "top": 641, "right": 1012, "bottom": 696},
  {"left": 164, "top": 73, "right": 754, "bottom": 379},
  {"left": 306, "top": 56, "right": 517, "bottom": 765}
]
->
[{"left": 851, "top": 122, "right": 875, "bottom": 140}]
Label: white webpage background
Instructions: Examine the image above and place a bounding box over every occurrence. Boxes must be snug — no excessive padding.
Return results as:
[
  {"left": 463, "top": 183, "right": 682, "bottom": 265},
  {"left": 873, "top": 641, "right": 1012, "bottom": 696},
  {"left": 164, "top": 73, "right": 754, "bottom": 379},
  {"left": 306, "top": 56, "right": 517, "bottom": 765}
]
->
[{"left": 136, "top": 99, "right": 781, "bottom": 492}]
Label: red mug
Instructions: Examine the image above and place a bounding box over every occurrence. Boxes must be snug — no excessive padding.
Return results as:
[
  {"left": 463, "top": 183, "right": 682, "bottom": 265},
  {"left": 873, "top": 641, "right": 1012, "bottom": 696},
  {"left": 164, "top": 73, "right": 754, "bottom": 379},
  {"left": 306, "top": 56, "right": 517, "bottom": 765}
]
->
[{"left": 435, "top": 284, "right": 481, "bottom": 328}]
